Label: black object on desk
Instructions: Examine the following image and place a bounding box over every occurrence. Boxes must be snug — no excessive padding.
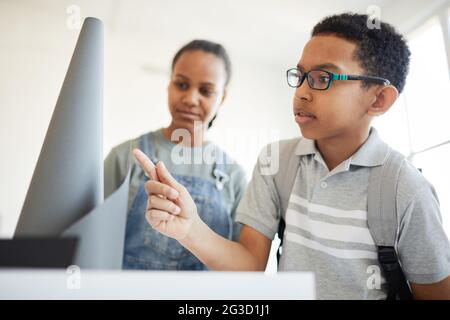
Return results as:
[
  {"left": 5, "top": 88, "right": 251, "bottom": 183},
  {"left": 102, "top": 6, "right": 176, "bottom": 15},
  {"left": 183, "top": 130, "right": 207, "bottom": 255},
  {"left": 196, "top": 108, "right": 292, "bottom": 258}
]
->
[{"left": 0, "top": 237, "right": 78, "bottom": 269}]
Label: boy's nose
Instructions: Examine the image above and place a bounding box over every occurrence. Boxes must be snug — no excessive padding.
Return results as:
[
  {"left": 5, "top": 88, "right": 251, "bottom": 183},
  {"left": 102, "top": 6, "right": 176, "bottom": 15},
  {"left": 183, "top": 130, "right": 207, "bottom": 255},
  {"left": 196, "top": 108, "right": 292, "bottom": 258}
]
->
[{"left": 294, "top": 81, "right": 313, "bottom": 102}]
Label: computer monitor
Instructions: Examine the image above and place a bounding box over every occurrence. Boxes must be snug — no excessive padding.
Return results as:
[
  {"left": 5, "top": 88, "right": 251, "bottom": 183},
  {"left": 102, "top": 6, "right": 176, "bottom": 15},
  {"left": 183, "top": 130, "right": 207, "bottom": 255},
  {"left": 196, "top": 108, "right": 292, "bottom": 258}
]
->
[
  {"left": 14, "top": 17, "right": 104, "bottom": 238},
  {"left": 13, "top": 17, "right": 129, "bottom": 269}
]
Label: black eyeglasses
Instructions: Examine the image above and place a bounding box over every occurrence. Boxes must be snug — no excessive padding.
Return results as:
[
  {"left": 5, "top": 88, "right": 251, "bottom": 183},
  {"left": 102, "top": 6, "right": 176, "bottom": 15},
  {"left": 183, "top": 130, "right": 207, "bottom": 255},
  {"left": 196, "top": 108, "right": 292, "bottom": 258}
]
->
[{"left": 286, "top": 68, "right": 391, "bottom": 90}]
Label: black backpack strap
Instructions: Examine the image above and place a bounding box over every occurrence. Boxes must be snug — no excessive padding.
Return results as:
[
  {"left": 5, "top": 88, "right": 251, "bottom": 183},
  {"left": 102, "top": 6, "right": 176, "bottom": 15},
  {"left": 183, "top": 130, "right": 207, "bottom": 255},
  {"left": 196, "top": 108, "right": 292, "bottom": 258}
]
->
[
  {"left": 378, "top": 246, "right": 413, "bottom": 300},
  {"left": 276, "top": 218, "right": 286, "bottom": 265},
  {"left": 368, "top": 147, "right": 413, "bottom": 300}
]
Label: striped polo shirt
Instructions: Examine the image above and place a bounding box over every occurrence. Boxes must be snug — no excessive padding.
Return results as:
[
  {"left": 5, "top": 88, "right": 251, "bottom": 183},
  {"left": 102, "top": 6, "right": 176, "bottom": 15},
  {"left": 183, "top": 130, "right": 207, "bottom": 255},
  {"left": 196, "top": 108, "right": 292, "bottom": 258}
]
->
[
  {"left": 236, "top": 127, "right": 450, "bottom": 299},
  {"left": 279, "top": 129, "right": 386, "bottom": 299}
]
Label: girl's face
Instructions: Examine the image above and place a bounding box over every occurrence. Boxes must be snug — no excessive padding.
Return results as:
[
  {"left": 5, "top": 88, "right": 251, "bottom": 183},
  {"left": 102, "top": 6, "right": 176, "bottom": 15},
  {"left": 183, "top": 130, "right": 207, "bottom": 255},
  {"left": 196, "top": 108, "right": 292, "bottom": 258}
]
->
[{"left": 167, "top": 50, "right": 227, "bottom": 133}]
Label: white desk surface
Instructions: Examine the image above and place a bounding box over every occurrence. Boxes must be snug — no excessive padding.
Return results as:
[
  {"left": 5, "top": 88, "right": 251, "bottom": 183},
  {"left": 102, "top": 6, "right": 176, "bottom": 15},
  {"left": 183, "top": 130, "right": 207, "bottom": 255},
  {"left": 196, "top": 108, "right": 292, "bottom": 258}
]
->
[{"left": 0, "top": 269, "right": 315, "bottom": 300}]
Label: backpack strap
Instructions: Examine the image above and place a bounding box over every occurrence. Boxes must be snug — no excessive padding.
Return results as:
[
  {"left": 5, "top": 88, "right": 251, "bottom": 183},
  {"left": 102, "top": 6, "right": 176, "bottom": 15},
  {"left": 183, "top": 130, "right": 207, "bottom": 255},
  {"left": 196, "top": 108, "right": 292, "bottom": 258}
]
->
[
  {"left": 367, "top": 147, "right": 413, "bottom": 300},
  {"left": 273, "top": 136, "right": 413, "bottom": 299},
  {"left": 273, "top": 138, "right": 301, "bottom": 266}
]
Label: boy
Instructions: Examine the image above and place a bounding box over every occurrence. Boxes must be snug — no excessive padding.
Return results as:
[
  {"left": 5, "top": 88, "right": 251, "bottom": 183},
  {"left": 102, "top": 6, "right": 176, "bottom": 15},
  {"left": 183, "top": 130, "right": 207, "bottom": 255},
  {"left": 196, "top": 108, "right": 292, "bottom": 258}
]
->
[{"left": 133, "top": 13, "right": 450, "bottom": 299}]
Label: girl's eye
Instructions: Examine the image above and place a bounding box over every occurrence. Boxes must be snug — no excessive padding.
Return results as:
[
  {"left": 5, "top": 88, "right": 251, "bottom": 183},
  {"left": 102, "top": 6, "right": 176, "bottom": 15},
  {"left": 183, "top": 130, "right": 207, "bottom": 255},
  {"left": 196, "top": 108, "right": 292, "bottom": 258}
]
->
[
  {"left": 200, "top": 87, "right": 213, "bottom": 97},
  {"left": 175, "top": 81, "right": 188, "bottom": 90}
]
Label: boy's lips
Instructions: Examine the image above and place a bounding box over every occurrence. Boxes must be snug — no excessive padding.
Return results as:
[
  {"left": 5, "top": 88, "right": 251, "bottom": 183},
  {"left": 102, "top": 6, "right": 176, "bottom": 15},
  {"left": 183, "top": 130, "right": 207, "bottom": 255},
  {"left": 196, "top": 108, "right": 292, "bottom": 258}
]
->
[{"left": 294, "top": 109, "right": 316, "bottom": 124}]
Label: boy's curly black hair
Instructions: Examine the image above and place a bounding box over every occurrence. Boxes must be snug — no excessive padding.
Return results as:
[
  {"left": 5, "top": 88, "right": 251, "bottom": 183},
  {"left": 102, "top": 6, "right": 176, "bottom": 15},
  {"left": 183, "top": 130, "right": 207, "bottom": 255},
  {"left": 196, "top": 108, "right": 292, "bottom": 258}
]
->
[{"left": 312, "top": 13, "right": 411, "bottom": 93}]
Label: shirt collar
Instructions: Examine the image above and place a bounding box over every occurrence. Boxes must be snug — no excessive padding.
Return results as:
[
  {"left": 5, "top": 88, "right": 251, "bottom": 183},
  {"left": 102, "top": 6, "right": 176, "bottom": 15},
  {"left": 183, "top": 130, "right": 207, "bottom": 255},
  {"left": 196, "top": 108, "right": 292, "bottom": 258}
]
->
[
  {"left": 294, "top": 136, "right": 317, "bottom": 156},
  {"left": 350, "top": 127, "right": 389, "bottom": 167},
  {"left": 294, "top": 127, "right": 389, "bottom": 168}
]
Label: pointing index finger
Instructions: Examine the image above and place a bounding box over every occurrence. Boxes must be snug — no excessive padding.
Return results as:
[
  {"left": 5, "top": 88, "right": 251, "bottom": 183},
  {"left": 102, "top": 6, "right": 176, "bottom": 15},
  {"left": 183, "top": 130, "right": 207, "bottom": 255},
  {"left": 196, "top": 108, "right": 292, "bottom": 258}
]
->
[{"left": 133, "top": 148, "right": 158, "bottom": 181}]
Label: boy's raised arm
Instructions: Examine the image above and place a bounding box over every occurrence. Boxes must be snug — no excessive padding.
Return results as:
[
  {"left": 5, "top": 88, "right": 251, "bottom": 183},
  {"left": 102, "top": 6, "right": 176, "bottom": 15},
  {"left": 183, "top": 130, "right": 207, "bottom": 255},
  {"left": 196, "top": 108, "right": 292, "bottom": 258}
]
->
[{"left": 133, "top": 148, "right": 272, "bottom": 271}]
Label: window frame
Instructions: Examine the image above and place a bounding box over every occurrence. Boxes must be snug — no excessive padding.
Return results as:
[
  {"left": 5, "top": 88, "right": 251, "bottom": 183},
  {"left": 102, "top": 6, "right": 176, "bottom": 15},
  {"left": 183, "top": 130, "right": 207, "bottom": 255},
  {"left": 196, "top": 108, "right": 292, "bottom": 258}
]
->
[{"left": 404, "top": 6, "right": 450, "bottom": 161}]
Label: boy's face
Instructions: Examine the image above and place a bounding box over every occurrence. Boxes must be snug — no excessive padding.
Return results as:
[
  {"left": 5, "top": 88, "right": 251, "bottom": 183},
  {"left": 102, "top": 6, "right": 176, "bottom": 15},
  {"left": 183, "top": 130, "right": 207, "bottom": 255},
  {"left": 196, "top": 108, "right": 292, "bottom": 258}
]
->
[{"left": 294, "top": 34, "right": 376, "bottom": 140}]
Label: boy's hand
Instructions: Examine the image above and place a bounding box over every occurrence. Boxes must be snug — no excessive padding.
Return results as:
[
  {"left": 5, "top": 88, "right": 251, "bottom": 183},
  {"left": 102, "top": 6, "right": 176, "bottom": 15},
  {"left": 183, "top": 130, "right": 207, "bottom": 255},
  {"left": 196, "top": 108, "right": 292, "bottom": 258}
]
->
[{"left": 133, "top": 149, "right": 200, "bottom": 241}]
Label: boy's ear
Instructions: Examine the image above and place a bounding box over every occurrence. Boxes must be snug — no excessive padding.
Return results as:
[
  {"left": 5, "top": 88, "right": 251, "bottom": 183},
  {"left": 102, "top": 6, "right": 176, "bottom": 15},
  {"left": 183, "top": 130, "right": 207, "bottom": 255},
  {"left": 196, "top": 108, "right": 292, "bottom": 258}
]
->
[{"left": 367, "top": 85, "right": 399, "bottom": 116}]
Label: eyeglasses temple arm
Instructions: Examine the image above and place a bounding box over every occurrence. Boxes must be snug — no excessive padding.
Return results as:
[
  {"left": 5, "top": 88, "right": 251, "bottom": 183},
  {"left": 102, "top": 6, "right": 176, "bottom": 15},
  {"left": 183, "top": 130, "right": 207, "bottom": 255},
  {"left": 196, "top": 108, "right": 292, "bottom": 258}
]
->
[{"left": 347, "top": 74, "right": 391, "bottom": 85}]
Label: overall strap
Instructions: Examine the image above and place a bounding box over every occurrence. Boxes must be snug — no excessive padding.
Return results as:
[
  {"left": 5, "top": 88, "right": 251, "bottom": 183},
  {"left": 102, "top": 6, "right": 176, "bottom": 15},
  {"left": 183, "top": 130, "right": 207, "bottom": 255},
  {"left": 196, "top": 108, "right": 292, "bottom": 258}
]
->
[
  {"left": 212, "top": 147, "right": 230, "bottom": 191},
  {"left": 139, "top": 131, "right": 158, "bottom": 164}
]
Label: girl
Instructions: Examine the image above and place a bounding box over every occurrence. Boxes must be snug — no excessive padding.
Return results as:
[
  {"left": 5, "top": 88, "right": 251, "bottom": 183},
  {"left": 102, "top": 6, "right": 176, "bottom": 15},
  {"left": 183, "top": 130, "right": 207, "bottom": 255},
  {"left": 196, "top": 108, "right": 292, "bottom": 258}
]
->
[{"left": 104, "top": 40, "right": 247, "bottom": 270}]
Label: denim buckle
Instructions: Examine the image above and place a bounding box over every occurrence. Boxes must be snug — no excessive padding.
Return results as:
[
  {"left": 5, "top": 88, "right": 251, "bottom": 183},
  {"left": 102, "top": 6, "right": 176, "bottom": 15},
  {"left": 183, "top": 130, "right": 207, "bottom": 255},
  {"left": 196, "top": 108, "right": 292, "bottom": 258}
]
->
[{"left": 213, "top": 169, "right": 230, "bottom": 190}]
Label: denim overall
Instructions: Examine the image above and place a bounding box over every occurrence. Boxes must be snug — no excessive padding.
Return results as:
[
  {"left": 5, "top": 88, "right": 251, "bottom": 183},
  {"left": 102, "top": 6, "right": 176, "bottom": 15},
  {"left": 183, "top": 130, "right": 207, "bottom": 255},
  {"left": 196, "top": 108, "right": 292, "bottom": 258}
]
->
[{"left": 122, "top": 133, "right": 232, "bottom": 270}]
